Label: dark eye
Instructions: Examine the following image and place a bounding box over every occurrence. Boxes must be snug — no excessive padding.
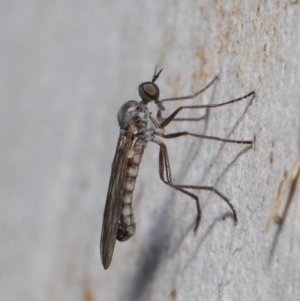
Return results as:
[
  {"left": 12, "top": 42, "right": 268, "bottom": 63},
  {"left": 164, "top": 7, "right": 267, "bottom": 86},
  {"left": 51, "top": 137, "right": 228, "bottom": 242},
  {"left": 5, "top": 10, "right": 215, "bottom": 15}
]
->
[{"left": 138, "top": 81, "right": 160, "bottom": 102}]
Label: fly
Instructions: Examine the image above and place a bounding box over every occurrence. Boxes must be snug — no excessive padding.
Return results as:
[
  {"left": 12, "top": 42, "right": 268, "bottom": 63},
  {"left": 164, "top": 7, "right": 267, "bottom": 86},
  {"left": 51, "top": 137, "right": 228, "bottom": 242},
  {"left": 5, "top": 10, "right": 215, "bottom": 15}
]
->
[{"left": 100, "top": 66, "right": 255, "bottom": 269}]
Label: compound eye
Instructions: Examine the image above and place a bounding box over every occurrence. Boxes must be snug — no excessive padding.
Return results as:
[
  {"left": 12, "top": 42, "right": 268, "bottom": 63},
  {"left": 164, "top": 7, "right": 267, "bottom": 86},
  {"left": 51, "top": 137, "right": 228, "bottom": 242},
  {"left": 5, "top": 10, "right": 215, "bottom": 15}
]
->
[
  {"left": 138, "top": 82, "right": 160, "bottom": 102},
  {"left": 143, "top": 83, "right": 157, "bottom": 96}
]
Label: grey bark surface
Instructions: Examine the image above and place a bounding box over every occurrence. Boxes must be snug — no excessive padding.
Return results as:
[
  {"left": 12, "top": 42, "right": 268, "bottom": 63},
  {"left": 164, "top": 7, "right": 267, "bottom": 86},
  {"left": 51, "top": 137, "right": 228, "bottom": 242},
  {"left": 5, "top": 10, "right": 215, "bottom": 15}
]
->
[{"left": 1, "top": 1, "right": 300, "bottom": 301}]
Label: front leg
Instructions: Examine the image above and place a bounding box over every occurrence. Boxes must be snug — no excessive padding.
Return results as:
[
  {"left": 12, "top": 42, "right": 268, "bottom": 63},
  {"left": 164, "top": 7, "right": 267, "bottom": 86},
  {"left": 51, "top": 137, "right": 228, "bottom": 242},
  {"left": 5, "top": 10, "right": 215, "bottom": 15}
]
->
[{"left": 156, "top": 109, "right": 163, "bottom": 123}]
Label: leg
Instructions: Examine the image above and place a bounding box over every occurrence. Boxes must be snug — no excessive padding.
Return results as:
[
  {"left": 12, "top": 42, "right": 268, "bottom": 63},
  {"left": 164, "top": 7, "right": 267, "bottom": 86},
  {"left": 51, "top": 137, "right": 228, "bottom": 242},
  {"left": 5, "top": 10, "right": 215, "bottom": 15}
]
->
[
  {"left": 161, "top": 131, "right": 253, "bottom": 144},
  {"left": 157, "top": 109, "right": 207, "bottom": 123},
  {"left": 154, "top": 138, "right": 237, "bottom": 232},
  {"left": 156, "top": 109, "right": 163, "bottom": 123},
  {"left": 160, "top": 76, "right": 219, "bottom": 102},
  {"left": 174, "top": 184, "right": 237, "bottom": 225},
  {"left": 159, "top": 76, "right": 218, "bottom": 121},
  {"left": 160, "top": 91, "right": 255, "bottom": 128},
  {"left": 158, "top": 141, "right": 202, "bottom": 232},
  {"left": 165, "top": 115, "right": 207, "bottom": 122}
]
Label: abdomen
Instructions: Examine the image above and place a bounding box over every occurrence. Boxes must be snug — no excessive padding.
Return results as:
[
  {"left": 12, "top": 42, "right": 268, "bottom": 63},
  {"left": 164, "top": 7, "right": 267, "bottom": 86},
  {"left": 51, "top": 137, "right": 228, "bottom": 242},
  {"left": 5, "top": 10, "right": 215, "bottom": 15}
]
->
[{"left": 117, "top": 139, "right": 147, "bottom": 241}]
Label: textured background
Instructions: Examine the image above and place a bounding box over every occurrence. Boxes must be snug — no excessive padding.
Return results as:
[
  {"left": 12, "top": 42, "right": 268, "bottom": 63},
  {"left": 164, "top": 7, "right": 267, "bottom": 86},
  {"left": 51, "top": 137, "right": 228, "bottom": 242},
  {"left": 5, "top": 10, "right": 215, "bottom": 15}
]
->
[{"left": 1, "top": 1, "right": 300, "bottom": 301}]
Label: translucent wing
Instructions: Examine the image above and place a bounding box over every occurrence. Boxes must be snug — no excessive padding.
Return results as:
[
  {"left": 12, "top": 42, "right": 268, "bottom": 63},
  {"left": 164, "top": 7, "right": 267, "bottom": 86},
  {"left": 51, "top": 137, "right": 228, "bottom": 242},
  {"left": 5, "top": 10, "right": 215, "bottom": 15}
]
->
[{"left": 100, "top": 123, "right": 135, "bottom": 269}]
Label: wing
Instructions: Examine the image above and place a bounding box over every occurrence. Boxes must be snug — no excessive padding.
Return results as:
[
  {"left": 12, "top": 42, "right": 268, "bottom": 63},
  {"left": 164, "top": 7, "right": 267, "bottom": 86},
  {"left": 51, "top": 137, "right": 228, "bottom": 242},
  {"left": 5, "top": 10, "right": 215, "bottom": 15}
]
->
[{"left": 100, "top": 123, "right": 135, "bottom": 269}]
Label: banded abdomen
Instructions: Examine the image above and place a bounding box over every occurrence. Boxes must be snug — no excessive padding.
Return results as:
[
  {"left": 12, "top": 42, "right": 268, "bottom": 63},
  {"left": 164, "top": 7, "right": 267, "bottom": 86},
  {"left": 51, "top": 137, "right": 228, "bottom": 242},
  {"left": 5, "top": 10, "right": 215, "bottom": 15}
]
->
[{"left": 117, "top": 138, "right": 147, "bottom": 241}]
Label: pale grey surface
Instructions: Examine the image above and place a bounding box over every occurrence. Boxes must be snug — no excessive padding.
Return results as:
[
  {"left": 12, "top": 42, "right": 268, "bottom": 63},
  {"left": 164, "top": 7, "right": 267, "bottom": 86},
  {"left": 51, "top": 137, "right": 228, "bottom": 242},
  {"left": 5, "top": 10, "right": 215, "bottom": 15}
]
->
[{"left": 1, "top": 1, "right": 300, "bottom": 301}]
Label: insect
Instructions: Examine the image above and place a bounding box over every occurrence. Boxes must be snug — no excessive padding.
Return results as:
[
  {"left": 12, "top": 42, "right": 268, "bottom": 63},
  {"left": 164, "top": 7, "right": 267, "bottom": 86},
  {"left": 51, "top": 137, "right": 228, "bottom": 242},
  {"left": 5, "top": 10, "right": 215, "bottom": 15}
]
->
[{"left": 100, "top": 67, "right": 255, "bottom": 269}]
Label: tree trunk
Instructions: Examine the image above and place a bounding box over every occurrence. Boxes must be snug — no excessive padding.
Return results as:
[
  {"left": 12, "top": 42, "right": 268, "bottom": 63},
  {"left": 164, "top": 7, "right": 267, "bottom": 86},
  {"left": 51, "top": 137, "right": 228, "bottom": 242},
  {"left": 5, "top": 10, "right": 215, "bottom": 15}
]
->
[{"left": 1, "top": 1, "right": 300, "bottom": 301}]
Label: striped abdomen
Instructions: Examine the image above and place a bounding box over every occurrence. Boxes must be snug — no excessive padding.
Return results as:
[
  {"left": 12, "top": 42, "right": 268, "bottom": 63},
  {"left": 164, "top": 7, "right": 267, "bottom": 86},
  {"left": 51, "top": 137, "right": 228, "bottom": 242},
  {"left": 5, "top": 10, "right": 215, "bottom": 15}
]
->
[{"left": 117, "top": 138, "right": 147, "bottom": 241}]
